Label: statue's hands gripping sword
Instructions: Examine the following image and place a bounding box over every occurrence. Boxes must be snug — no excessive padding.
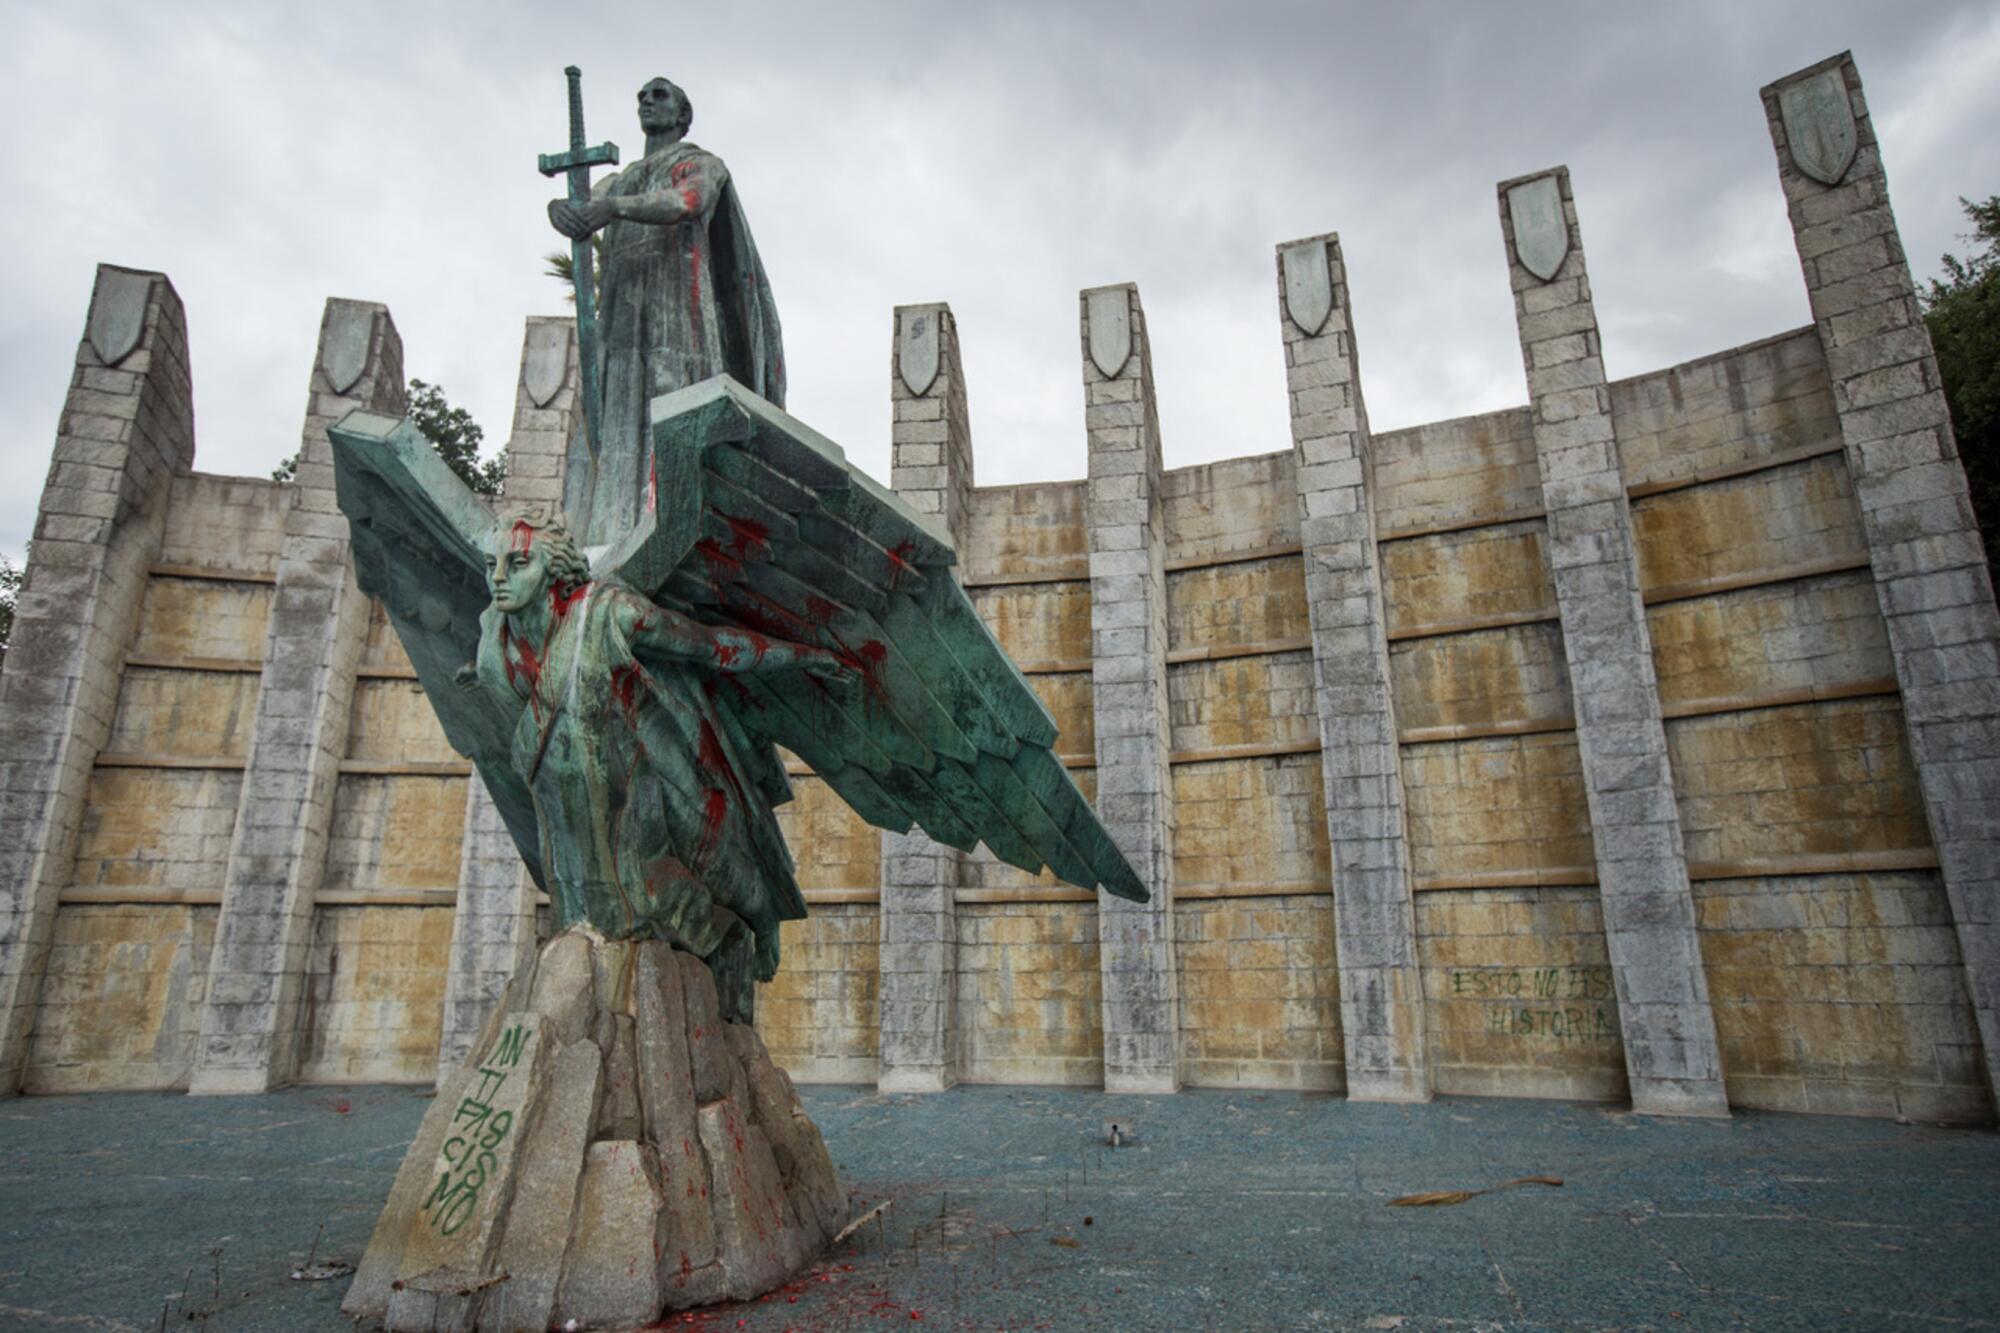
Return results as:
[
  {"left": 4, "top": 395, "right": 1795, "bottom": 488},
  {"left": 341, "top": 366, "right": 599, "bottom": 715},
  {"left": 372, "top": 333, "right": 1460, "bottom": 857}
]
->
[{"left": 539, "top": 65, "right": 619, "bottom": 459}]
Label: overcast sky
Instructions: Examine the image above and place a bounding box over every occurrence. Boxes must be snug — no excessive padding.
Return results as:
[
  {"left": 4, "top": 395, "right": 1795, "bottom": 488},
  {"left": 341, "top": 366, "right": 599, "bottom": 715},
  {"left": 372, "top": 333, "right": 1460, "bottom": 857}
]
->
[{"left": 3, "top": 1, "right": 1997, "bottom": 561}]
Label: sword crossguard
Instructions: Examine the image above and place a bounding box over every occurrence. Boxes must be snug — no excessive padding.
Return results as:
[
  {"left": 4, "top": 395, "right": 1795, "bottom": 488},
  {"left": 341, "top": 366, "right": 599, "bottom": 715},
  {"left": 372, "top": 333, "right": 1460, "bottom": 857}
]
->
[{"left": 538, "top": 143, "right": 620, "bottom": 179}]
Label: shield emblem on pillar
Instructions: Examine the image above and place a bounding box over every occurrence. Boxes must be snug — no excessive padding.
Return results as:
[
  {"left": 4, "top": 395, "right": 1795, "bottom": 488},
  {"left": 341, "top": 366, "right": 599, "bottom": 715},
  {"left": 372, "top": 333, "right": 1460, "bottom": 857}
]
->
[
  {"left": 321, "top": 303, "right": 375, "bottom": 394},
  {"left": 86, "top": 268, "right": 152, "bottom": 367},
  {"left": 898, "top": 308, "right": 940, "bottom": 397},
  {"left": 1779, "top": 67, "right": 1857, "bottom": 187},
  {"left": 1085, "top": 288, "right": 1132, "bottom": 380},
  {"left": 1281, "top": 240, "right": 1333, "bottom": 338},
  {"left": 1506, "top": 174, "right": 1569, "bottom": 283},
  {"left": 524, "top": 321, "right": 571, "bottom": 408}
]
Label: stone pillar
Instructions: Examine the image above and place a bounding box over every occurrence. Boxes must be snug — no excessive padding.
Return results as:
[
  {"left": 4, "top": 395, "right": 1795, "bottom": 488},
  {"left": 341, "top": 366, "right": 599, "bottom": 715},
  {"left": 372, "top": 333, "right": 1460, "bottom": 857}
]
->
[
  {"left": 1497, "top": 168, "right": 1729, "bottom": 1117},
  {"left": 1080, "top": 283, "right": 1179, "bottom": 1093},
  {"left": 1763, "top": 53, "right": 2000, "bottom": 1094},
  {"left": 191, "top": 299, "right": 405, "bottom": 1095},
  {"left": 1275, "top": 234, "right": 1428, "bottom": 1102},
  {"left": 433, "top": 317, "right": 576, "bottom": 1079},
  {"left": 876, "top": 303, "right": 973, "bottom": 1092},
  {"left": 0, "top": 266, "right": 195, "bottom": 1095}
]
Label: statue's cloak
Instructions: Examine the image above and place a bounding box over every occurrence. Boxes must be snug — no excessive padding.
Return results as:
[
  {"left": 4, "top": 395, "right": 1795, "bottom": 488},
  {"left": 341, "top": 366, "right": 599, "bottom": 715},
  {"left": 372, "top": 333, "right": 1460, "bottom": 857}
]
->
[{"left": 581, "top": 141, "right": 785, "bottom": 545}]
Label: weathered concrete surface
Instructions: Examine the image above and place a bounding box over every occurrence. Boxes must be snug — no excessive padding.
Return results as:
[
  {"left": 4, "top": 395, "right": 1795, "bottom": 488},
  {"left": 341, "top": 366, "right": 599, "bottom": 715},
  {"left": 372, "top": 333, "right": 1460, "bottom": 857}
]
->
[
  {"left": 876, "top": 302, "right": 972, "bottom": 1094},
  {"left": 1764, "top": 51, "right": 2000, "bottom": 1099},
  {"left": 1278, "top": 233, "right": 1428, "bottom": 1102},
  {"left": 343, "top": 927, "right": 844, "bottom": 1329},
  {"left": 192, "top": 298, "right": 406, "bottom": 1096},
  {"left": 1499, "top": 168, "right": 1729, "bottom": 1118},
  {"left": 5, "top": 1083, "right": 1999, "bottom": 1330},
  {"left": 0, "top": 266, "right": 194, "bottom": 1096},
  {"left": 1082, "top": 283, "right": 1180, "bottom": 1094}
]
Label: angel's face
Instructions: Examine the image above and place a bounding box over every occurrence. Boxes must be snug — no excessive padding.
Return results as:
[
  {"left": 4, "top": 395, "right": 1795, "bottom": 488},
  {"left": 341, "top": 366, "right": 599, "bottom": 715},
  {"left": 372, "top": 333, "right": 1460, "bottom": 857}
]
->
[{"left": 487, "top": 523, "right": 551, "bottom": 615}]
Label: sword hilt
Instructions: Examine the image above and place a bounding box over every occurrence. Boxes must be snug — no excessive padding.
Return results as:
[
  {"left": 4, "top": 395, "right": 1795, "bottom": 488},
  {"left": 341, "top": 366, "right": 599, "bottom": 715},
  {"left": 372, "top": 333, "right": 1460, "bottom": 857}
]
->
[{"left": 565, "top": 65, "right": 585, "bottom": 153}]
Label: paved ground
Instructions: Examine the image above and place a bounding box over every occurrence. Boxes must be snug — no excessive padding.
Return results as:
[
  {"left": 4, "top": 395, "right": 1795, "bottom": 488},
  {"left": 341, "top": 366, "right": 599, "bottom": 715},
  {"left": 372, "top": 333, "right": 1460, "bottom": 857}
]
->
[{"left": 0, "top": 1082, "right": 1995, "bottom": 1331}]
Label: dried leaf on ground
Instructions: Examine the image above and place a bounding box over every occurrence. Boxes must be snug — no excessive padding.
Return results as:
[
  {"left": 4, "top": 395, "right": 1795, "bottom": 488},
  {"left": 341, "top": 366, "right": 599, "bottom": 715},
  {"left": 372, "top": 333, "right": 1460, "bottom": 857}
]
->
[{"left": 1388, "top": 1176, "right": 1563, "bottom": 1208}]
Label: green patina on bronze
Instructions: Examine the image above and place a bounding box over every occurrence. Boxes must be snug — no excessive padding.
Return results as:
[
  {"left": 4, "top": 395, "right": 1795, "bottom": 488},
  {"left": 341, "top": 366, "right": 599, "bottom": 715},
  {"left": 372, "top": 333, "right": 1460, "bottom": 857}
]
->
[{"left": 330, "top": 379, "right": 1147, "bottom": 1024}]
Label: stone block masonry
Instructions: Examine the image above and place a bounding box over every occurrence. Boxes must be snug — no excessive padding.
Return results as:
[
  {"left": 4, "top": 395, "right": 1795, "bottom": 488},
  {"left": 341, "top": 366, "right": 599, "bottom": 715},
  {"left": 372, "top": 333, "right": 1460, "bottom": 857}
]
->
[
  {"left": 1082, "top": 284, "right": 1180, "bottom": 1093},
  {"left": 876, "top": 303, "right": 973, "bottom": 1092},
  {"left": 4, "top": 50, "right": 1996, "bottom": 1125},
  {"left": 1497, "top": 167, "right": 1729, "bottom": 1117},
  {"left": 433, "top": 317, "right": 579, "bottom": 1079},
  {"left": 1763, "top": 52, "right": 2000, "bottom": 1096},
  {"left": 0, "top": 266, "right": 195, "bottom": 1096},
  {"left": 1275, "top": 233, "right": 1428, "bottom": 1101},
  {"left": 190, "top": 299, "right": 406, "bottom": 1095}
]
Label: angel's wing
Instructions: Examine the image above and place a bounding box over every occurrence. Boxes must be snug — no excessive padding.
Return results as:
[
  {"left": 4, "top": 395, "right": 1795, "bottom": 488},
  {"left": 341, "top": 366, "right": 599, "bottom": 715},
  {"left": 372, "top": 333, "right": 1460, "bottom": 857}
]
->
[
  {"left": 606, "top": 376, "right": 1147, "bottom": 904},
  {"left": 327, "top": 411, "right": 547, "bottom": 891}
]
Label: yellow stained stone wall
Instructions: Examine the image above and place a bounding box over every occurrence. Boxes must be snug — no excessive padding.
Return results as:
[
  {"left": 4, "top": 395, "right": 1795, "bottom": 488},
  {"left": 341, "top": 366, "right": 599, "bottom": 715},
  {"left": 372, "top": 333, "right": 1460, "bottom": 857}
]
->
[
  {"left": 1648, "top": 573, "right": 1893, "bottom": 708},
  {"left": 1175, "top": 894, "right": 1341, "bottom": 1090},
  {"left": 159, "top": 474, "right": 289, "bottom": 575},
  {"left": 755, "top": 904, "right": 879, "bottom": 1083},
  {"left": 71, "top": 768, "right": 243, "bottom": 892},
  {"left": 1416, "top": 887, "right": 1627, "bottom": 1101},
  {"left": 1161, "top": 452, "right": 1299, "bottom": 560},
  {"left": 961, "top": 482, "right": 1087, "bottom": 581},
  {"left": 21, "top": 905, "right": 217, "bottom": 1093},
  {"left": 346, "top": 678, "right": 457, "bottom": 764},
  {"left": 772, "top": 772, "right": 880, "bottom": 892},
  {"left": 131, "top": 577, "right": 272, "bottom": 662},
  {"left": 1165, "top": 556, "right": 1309, "bottom": 653},
  {"left": 1168, "top": 652, "right": 1317, "bottom": 752},
  {"left": 1171, "top": 757, "right": 1327, "bottom": 892},
  {"left": 1694, "top": 873, "right": 1990, "bottom": 1122},
  {"left": 968, "top": 582, "right": 1091, "bottom": 664},
  {"left": 1031, "top": 672, "right": 1095, "bottom": 759},
  {"left": 104, "top": 668, "right": 258, "bottom": 760},
  {"left": 323, "top": 775, "right": 469, "bottom": 894},
  {"left": 1389, "top": 623, "right": 1571, "bottom": 734},
  {"left": 955, "top": 902, "right": 1102, "bottom": 1085},
  {"left": 298, "top": 905, "right": 454, "bottom": 1084},
  {"left": 1372, "top": 407, "right": 1540, "bottom": 533},
  {"left": 1666, "top": 697, "right": 1931, "bottom": 866},
  {"left": 1379, "top": 522, "right": 1554, "bottom": 635},
  {"left": 362, "top": 600, "right": 416, "bottom": 672},
  {"left": 1632, "top": 455, "right": 1864, "bottom": 594},
  {"left": 1610, "top": 329, "right": 1838, "bottom": 487},
  {"left": 1401, "top": 735, "right": 1595, "bottom": 882}
]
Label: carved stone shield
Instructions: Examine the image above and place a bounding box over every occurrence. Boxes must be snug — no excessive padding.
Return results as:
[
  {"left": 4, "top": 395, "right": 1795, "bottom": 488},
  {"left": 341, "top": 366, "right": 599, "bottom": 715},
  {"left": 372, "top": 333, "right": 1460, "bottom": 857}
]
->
[
  {"left": 524, "top": 321, "right": 571, "bottom": 408},
  {"left": 1281, "top": 240, "right": 1333, "bottom": 337},
  {"left": 897, "top": 308, "right": 940, "bottom": 397},
  {"left": 1779, "top": 67, "right": 1858, "bottom": 187},
  {"left": 321, "top": 303, "right": 375, "bottom": 394},
  {"left": 1085, "top": 288, "right": 1132, "bottom": 380},
  {"left": 1506, "top": 175, "right": 1569, "bottom": 283},
  {"left": 86, "top": 268, "right": 152, "bottom": 367}
]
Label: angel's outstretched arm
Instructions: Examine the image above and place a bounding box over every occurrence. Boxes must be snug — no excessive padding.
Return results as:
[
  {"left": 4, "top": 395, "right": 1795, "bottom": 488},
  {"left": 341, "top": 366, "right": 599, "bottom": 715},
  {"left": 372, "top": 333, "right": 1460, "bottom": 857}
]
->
[{"left": 617, "top": 596, "right": 853, "bottom": 681}]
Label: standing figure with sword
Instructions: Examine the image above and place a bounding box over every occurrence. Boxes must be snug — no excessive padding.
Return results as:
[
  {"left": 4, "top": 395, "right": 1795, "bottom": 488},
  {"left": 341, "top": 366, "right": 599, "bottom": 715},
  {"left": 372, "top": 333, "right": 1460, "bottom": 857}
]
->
[{"left": 544, "top": 70, "right": 787, "bottom": 548}]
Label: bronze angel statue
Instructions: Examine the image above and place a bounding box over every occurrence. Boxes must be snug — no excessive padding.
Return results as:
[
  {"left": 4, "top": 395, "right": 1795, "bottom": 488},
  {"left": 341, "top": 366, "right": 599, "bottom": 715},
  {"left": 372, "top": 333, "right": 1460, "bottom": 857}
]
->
[{"left": 328, "top": 378, "right": 1147, "bottom": 1025}]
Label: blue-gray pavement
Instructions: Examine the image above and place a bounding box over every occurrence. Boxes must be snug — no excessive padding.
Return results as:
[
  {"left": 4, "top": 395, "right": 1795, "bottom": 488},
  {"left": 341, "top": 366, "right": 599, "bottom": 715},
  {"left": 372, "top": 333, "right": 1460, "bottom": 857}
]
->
[{"left": 0, "top": 1083, "right": 1995, "bottom": 1331}]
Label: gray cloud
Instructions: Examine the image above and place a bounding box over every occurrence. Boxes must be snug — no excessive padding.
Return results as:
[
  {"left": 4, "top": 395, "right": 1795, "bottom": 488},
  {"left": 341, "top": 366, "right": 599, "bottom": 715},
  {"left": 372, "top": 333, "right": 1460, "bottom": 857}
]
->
[{"left": 3, "top": 0, "right": 1995, "bottom": 561}]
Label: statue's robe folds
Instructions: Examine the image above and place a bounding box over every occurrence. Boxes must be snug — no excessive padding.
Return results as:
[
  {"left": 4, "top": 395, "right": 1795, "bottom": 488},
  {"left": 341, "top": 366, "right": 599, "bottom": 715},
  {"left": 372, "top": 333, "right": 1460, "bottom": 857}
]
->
[
  {"left": 580, "top": 141, "right": 785, "bottom": 545},
  {"left": 478, "top": 578, "right": 800, "bottom": 1003}
]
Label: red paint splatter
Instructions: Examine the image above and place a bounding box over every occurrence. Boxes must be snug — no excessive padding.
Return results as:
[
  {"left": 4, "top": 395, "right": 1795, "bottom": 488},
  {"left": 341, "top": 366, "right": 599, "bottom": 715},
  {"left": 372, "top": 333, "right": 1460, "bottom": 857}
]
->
[
  {"left": 508, "top": 520, "right": 536, "bottom": 554},
  {"left": 714, "top": 510, "right": 771, "bottom": 562},
  {"left": 713, "top": 639, "right": 739, "bottom": 667},
  {"left": 803, "top": 596, "right": 839, "bottom": 627},
  {"left": 610, "top": 661, "right": 645, "bottom": 724},
  {"left": 694, "top": 537, "right": 742, "bottom": 581},
  {"left": 501, "top": 624, "right": 543, "bottom": 701},
  {"left": 648, "top": 454, "right": 659, "bottom": 515},
  {"left": 549, "top": 578, "right": 590, "bottom": 619},
  {"left": 885, "top": 538, "right": 916, "bottom": 590}
]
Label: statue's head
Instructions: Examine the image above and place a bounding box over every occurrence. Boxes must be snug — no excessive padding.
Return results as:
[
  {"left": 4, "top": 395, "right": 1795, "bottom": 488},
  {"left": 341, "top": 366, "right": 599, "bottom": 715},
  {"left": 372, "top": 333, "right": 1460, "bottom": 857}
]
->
[
  {"left": 636, "top": 77, "right": 693, "bottom": 141},
  {"left": 486, "top": 508, "right": 590, "bottom": 615}
]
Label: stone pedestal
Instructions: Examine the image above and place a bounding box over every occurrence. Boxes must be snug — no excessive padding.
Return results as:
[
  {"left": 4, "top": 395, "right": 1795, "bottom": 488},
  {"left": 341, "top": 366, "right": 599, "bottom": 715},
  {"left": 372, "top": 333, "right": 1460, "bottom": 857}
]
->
[{"left": 343, "top": 926, "right": 846, "bottom": 1331}]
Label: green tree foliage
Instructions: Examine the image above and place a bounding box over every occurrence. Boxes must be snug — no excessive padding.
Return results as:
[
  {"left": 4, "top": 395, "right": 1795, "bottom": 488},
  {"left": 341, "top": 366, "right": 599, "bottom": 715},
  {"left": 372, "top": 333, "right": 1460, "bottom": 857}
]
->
[
  {"left": 0, "top": 552, "right": 21, "bottom": 673},
  {"left": 272, "top": 378, "right": 504, "bottom": 497},
  {"left": 1921, "top": 195, "right": 2000, "bottom": 573}
]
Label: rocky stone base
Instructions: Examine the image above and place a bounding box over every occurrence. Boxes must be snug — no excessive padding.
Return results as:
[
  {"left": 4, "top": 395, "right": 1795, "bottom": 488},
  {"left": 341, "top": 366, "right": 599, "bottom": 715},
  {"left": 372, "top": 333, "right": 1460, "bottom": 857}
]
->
[{"left": 342, "top": 926, "right": 846, "bottom": 1331}]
